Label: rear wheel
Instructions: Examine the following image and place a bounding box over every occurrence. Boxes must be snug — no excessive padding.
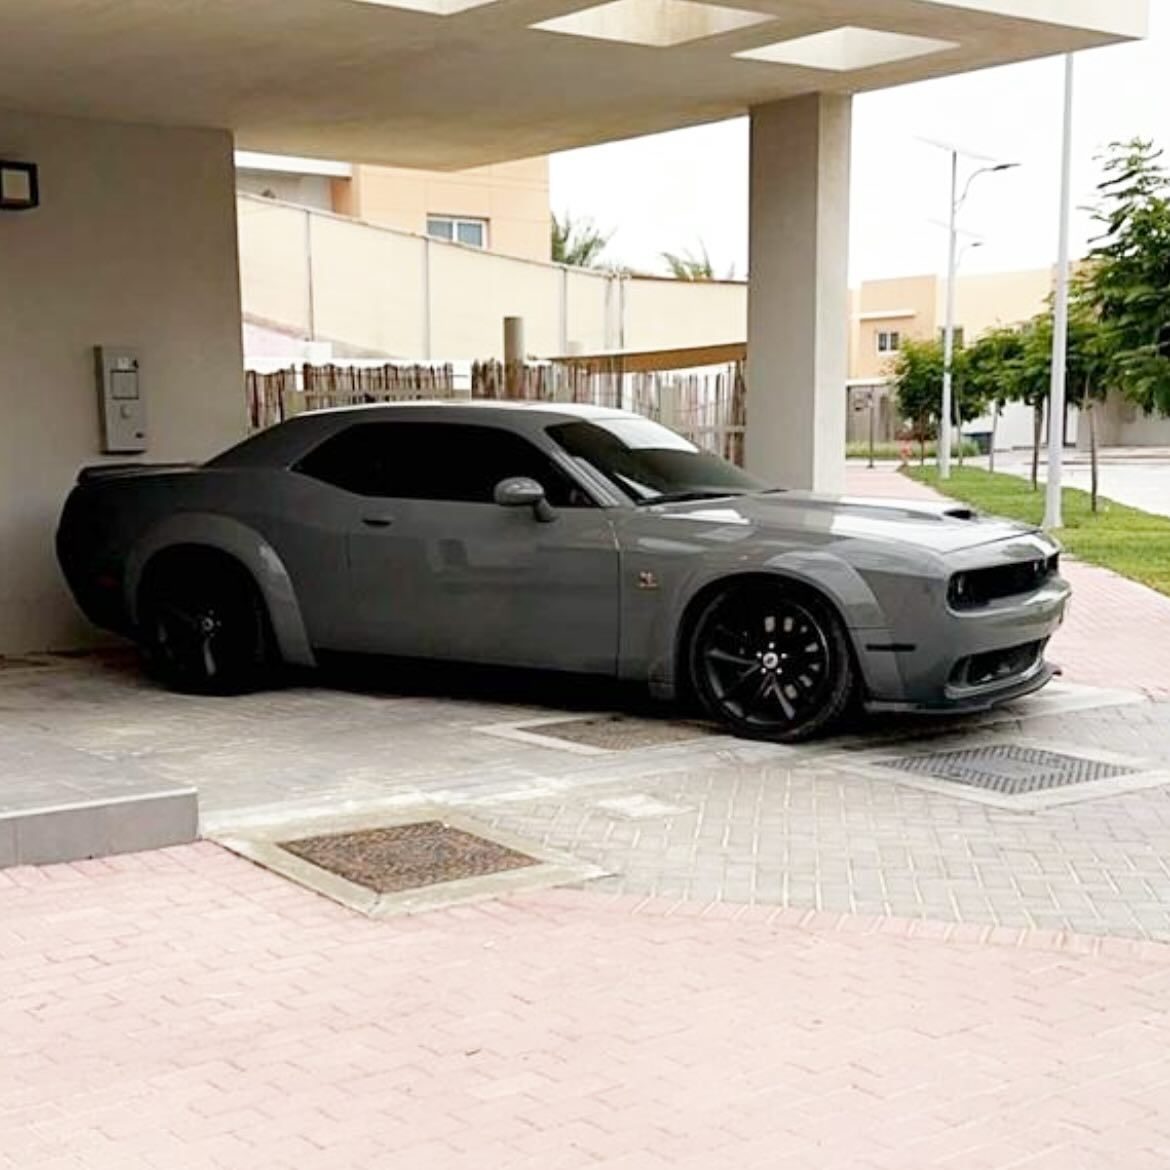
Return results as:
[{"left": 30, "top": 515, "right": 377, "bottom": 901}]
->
[
  {"left": 138, "top": 554, "right": 272, "bottom": 695},
  {"left": 689, "top": 580, "right": 854, "bottom": 742}
]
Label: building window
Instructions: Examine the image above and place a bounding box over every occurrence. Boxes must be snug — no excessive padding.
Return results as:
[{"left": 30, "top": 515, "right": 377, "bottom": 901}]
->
[
  {"left": 877, "top": 330, "right": 901, "bottom": 354},
  {"left": 427, "top": 215, "right": 488, "bottom": 249}
]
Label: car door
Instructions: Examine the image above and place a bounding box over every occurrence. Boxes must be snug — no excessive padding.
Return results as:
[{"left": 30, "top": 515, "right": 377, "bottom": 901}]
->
[{"left": 296, "top": 419, "right": 621, "bottom": 674}]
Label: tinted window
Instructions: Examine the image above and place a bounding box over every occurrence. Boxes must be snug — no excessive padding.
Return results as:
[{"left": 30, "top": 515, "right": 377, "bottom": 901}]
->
[
  {"left": 547, "top": 418, "right": 764, "bottom": 504},
  {"left": 296, "top": 421, "right": 587, "bottom": 506}
]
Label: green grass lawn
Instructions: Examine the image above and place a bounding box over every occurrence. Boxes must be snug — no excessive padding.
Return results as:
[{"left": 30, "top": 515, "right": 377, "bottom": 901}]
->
[{"left": 905, "top": 465, "right": 1170, "bottom": 599}]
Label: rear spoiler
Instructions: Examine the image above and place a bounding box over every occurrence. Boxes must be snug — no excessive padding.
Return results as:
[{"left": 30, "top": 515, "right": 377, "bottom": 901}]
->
[{"left": 77, "top": 463, "right": 198, "bottom": 485}]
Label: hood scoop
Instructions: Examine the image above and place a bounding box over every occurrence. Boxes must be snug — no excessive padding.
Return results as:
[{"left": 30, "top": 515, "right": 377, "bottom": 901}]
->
[{"left": 943, "top": 506, "right": 977, "bottom": 521}]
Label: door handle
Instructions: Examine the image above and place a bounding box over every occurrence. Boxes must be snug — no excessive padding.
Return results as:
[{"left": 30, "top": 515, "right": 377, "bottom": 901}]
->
[{"left": 361, "top": 516, "right": 393, "bottom": 528}]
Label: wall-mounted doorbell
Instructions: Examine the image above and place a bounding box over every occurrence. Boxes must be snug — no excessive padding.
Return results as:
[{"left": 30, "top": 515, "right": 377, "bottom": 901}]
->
[{"left": 94, "top": 346, "right": 147, "bottom": 454}]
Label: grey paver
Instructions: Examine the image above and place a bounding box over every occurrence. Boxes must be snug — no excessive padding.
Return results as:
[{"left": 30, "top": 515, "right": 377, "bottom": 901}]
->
[{"left": 8, "top": 655, "right": 1170, "bottom": 940}]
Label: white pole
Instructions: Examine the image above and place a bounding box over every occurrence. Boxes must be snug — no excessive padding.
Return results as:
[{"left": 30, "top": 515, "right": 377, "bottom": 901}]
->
[
  {"left": 1045, "top": 53, "right": 1075, "bottom": 530},
  {"left": 940, "top": 150, "right": 959, "bottom": 480}
]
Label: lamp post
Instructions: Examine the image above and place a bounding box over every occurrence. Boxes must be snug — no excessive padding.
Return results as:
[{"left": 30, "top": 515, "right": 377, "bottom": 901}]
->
[
  {"left": 927, "top": 142, "right": 1019, "bottom": 479},
  {"left": 1044, "top": 54, "right": 1076, "bottom": 531}
]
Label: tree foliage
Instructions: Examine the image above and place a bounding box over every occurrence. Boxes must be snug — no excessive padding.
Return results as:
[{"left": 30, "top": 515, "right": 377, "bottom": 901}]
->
[
  {"left": 889, "top": 336, "right": 987, "bottom": 460},
  {"left": 551, "top": 212, "right": 611, "bottom": 268},
  {"left": 660, "top": 242, "right": 734, "bottom": 281},
  {"left": 891, "top": 337, "right": 946, "bottom": 449},
  {"left": 1083, "top": 139, "right": 1170, "bottom": 414},
  {"left": 961, "top": 300, "right": 1114, "bottom": 493}
]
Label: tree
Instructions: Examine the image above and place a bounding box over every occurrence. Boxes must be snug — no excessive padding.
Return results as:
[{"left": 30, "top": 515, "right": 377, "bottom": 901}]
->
[
  {"left": 1065, "top": 296, "right": 1115, "bottom": 511},
  {"left": 660, "top": 242, "right": 734, "bottom": 281},
  {"left": 973, "top": 302, "right": 1114, "bottom": 501},
  {"left": 965, "top": 325, "right": 1028, "bottom": 473},
  {"left": 1083, "top": 139, "right": 1170, "bottom": 415},
  {"left": 891, "top": 338, "right": 944, "bottom": 464},
  {"left": 551, "top": 212, "right": 611, "bottom": 268},
  {"left": 889, "top": 336, "right": 980, "bottom": 465}
]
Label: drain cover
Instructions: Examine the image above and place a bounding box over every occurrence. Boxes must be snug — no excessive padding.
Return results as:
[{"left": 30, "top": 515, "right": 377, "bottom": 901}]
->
[
  {"left": 280, "top": 821, "right": 538, "bottom": 894},
  {"left": 530, "top": 715, "right": 717, "bottom": 751},
  {"left": 885, "top": 744, "right": 1137, "bottom": 796}
]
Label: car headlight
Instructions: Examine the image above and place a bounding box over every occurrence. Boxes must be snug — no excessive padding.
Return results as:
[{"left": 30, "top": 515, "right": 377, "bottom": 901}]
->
[{"left": 948, "top": 573, "right": 970, "bottom": 608}]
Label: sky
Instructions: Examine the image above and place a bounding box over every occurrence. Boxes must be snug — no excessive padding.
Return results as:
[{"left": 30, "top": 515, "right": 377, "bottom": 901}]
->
[{"left": 548, "top": 4, "right": 1170, "bottom": 284}]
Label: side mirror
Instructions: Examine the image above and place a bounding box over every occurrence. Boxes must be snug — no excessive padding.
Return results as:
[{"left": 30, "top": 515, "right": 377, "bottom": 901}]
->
[{"left": 494, "top": 477, "right": 556, "bottom": 523}]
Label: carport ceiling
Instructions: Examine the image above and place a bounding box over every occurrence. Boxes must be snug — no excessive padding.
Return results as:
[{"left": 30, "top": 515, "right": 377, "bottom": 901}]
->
[{"left": 0, "top": 0, "right": 1147, "bottom": 169}]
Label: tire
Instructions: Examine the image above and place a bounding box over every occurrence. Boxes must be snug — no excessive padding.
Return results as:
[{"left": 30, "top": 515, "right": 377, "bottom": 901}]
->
[
  {"left": 138, "top": 554, "right": 272, "bottom": 695},
  {"left": 688, "top": 580, "right": 854, "bottom": 743}
]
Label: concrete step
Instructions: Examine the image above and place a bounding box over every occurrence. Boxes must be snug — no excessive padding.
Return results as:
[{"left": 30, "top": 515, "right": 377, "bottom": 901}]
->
[{"left": 0, "top": 728, "right": 197, "bottom": 868}]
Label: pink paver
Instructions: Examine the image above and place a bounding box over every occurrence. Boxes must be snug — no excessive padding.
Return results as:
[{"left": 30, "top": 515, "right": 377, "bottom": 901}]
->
[
  {"left": 3, "top": 845, "right": 1170, "bottom": 1170},
  {"left": 846, "top": 465, "right": 1170, "bottom": 698}
]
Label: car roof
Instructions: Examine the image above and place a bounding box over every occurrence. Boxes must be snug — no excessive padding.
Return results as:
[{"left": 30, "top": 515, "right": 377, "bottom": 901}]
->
[
  {"left": 309, "top": 400, "right": 630, "bottom": 421},
  {"left": 209, "top": 399, "right": 641, "bottom": 469}
]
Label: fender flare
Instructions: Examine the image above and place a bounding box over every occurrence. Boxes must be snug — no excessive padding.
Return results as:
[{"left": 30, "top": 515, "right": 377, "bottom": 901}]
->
[
  {"left": 125, "top": 513, "right": 316, "bottom": 668},
  {"left": 648, "top": 551, "right": 896, "bottom": 700}
]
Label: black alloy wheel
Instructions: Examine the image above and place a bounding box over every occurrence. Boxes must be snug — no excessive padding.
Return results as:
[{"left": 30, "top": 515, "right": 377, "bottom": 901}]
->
[
  {"left": 689, "top": 581, "right": 854, "bottom": 742},
  {"left": 139, "top": 561, "right": 270, "bottom": 695}
]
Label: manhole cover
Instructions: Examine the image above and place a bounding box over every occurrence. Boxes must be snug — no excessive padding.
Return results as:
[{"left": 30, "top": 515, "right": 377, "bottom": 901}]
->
[
  {"left": 885, "top": 744, "right": 1137, "bottom": 795},
  {"left": 280, "top": 821, "right": 538, "bottom": 894},
  {"left": 530, "top": 715, "right": 717, "bottom": 751}
]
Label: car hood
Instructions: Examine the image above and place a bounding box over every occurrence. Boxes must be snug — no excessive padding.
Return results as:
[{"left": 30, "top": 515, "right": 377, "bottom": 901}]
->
[{"left": 650, "top": 491, "right": 1041, "bottom": 555}]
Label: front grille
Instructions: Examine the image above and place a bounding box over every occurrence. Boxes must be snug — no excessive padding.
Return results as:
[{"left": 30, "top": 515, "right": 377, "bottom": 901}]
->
[
  {"left": 949, "top": 554, "right": 1059, "bottom": 610},
  {"left": 949, "top": 640, "right": 1044, "bottom": 689}
]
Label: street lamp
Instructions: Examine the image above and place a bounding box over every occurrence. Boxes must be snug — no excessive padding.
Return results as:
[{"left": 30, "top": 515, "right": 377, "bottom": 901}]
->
[
  {"left": 925, "top": 142, "right": 1020, "bottom": 479},
  {"left": 1045, "top": 54, "right": 1076, "bottom": 531}
]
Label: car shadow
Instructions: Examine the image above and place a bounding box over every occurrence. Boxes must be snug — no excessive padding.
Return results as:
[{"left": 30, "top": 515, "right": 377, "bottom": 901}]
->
[
  {"left": 309, "top": 652, "right": 973, "bottom": 748},
  {"left": 65, "top": 643, "right": 986, "bottom": 751},
  {"left": 311, "top": 652, "right": 679, "bottom": 721}
]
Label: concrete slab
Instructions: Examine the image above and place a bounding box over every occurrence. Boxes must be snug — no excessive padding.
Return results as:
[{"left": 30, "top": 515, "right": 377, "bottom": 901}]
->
[{"left": 0, "top": 720, "right": 197, "bottom": 866}]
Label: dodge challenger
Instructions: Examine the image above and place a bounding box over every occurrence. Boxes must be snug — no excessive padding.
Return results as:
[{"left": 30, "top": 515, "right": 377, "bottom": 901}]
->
[{"left": 57, "top": 402, "right": 1070, "bottom": 741}]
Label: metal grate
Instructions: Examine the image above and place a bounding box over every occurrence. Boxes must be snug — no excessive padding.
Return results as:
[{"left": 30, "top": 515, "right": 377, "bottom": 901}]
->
[
  {"left": 529, "top": 715, "right": 718, "bottom": 751},
  {"left": 884, "top": 744, "right": 1137, "bottom": 796},
  {"left": 280, "top": 821, "right": 538, "bottom": 894}
]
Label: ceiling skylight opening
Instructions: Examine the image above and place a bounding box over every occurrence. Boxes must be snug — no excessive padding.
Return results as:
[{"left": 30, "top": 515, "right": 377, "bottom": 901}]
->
[
  {"left": 532, "top": 0, "right": 774, "bottom": 48},
  {"left": 735, "top": 26, "right": 959, "bottom": 71},
  {"left": 349, "top": 0, "right": 502, "bottom": 16}
]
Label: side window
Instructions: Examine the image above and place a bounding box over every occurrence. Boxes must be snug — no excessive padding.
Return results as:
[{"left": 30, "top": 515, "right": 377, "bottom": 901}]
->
[{"left": 296, "top": 422, "right": 591, "bottom": 506}]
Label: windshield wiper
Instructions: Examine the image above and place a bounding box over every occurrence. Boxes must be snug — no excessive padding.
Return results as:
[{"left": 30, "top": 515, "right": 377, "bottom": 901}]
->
[{"left": 636, "top": 490, "right": 741, "bottom": 506}]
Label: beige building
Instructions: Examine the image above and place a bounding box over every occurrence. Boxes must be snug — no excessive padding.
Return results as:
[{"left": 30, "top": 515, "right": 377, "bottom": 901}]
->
[
  {"left": 237, "top": 153, "right": 551, "bottom": 263},
  {"left": 846, "top": 268, "right": 1061, "bottom": 448},
  {"left": 848, "top": 268, "right": 1056, "bottom": 383}
]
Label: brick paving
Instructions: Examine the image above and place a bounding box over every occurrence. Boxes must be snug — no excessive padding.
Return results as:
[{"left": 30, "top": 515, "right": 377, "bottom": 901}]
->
[
  {"left": 5, "top": 845, "right": 1170, "bottom": 1170},
  {"left": 484, "top": 713, "right": 1170, "bottom": 939},
  {"left": 6, "top": 464, "right": 1170, "bottom": 1166}
]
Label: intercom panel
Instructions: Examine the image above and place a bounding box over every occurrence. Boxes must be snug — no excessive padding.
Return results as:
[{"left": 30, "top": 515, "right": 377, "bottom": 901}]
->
[{"left": 95, "top": 346, "right": 147, "bottom": 454}]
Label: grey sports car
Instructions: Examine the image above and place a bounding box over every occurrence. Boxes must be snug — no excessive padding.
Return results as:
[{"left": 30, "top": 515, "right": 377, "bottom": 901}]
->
[{"left": 58, "top": 402, "right": 1070, "bottom": 741}]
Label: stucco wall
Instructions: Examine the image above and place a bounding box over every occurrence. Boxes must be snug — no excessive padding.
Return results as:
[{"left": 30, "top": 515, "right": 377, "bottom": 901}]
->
[
  {"left": 0, "top": 110, "right": 245, "bottom": 653},
  {"left": 237, "top": 194, "right": 745, "bottom": 360}
]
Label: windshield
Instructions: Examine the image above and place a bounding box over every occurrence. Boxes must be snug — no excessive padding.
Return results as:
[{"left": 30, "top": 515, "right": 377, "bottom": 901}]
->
[{"left": 547, "top": 417, "right": 766, "bottom": 504}]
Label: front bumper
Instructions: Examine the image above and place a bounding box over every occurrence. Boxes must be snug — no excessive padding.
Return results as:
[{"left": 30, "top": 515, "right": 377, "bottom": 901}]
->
[
  {"left": 864, "top": 660, "right": 1059, "bottom": 715},
  {"left": 856, "top": 568, "right": 1071, "bottom": 714}
]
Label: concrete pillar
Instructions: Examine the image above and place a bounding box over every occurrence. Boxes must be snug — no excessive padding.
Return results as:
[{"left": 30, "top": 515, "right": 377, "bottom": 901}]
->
[{"left": 746, "top": 94, "right": 852, "bottom": 494}]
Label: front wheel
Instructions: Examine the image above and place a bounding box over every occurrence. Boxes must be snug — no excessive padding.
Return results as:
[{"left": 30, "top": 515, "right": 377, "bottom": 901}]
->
[
  {"left": 688, "top": 581, "right": 854, "bottom": 742},
  {"left": 138, "top": 558, "right": 272, "bottom": 695}
]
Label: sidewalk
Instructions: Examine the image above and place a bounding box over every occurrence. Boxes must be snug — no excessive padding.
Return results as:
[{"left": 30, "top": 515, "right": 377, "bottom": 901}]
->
[{"left": 846, "top": 465, "right": 1170, "bottom": 699}]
